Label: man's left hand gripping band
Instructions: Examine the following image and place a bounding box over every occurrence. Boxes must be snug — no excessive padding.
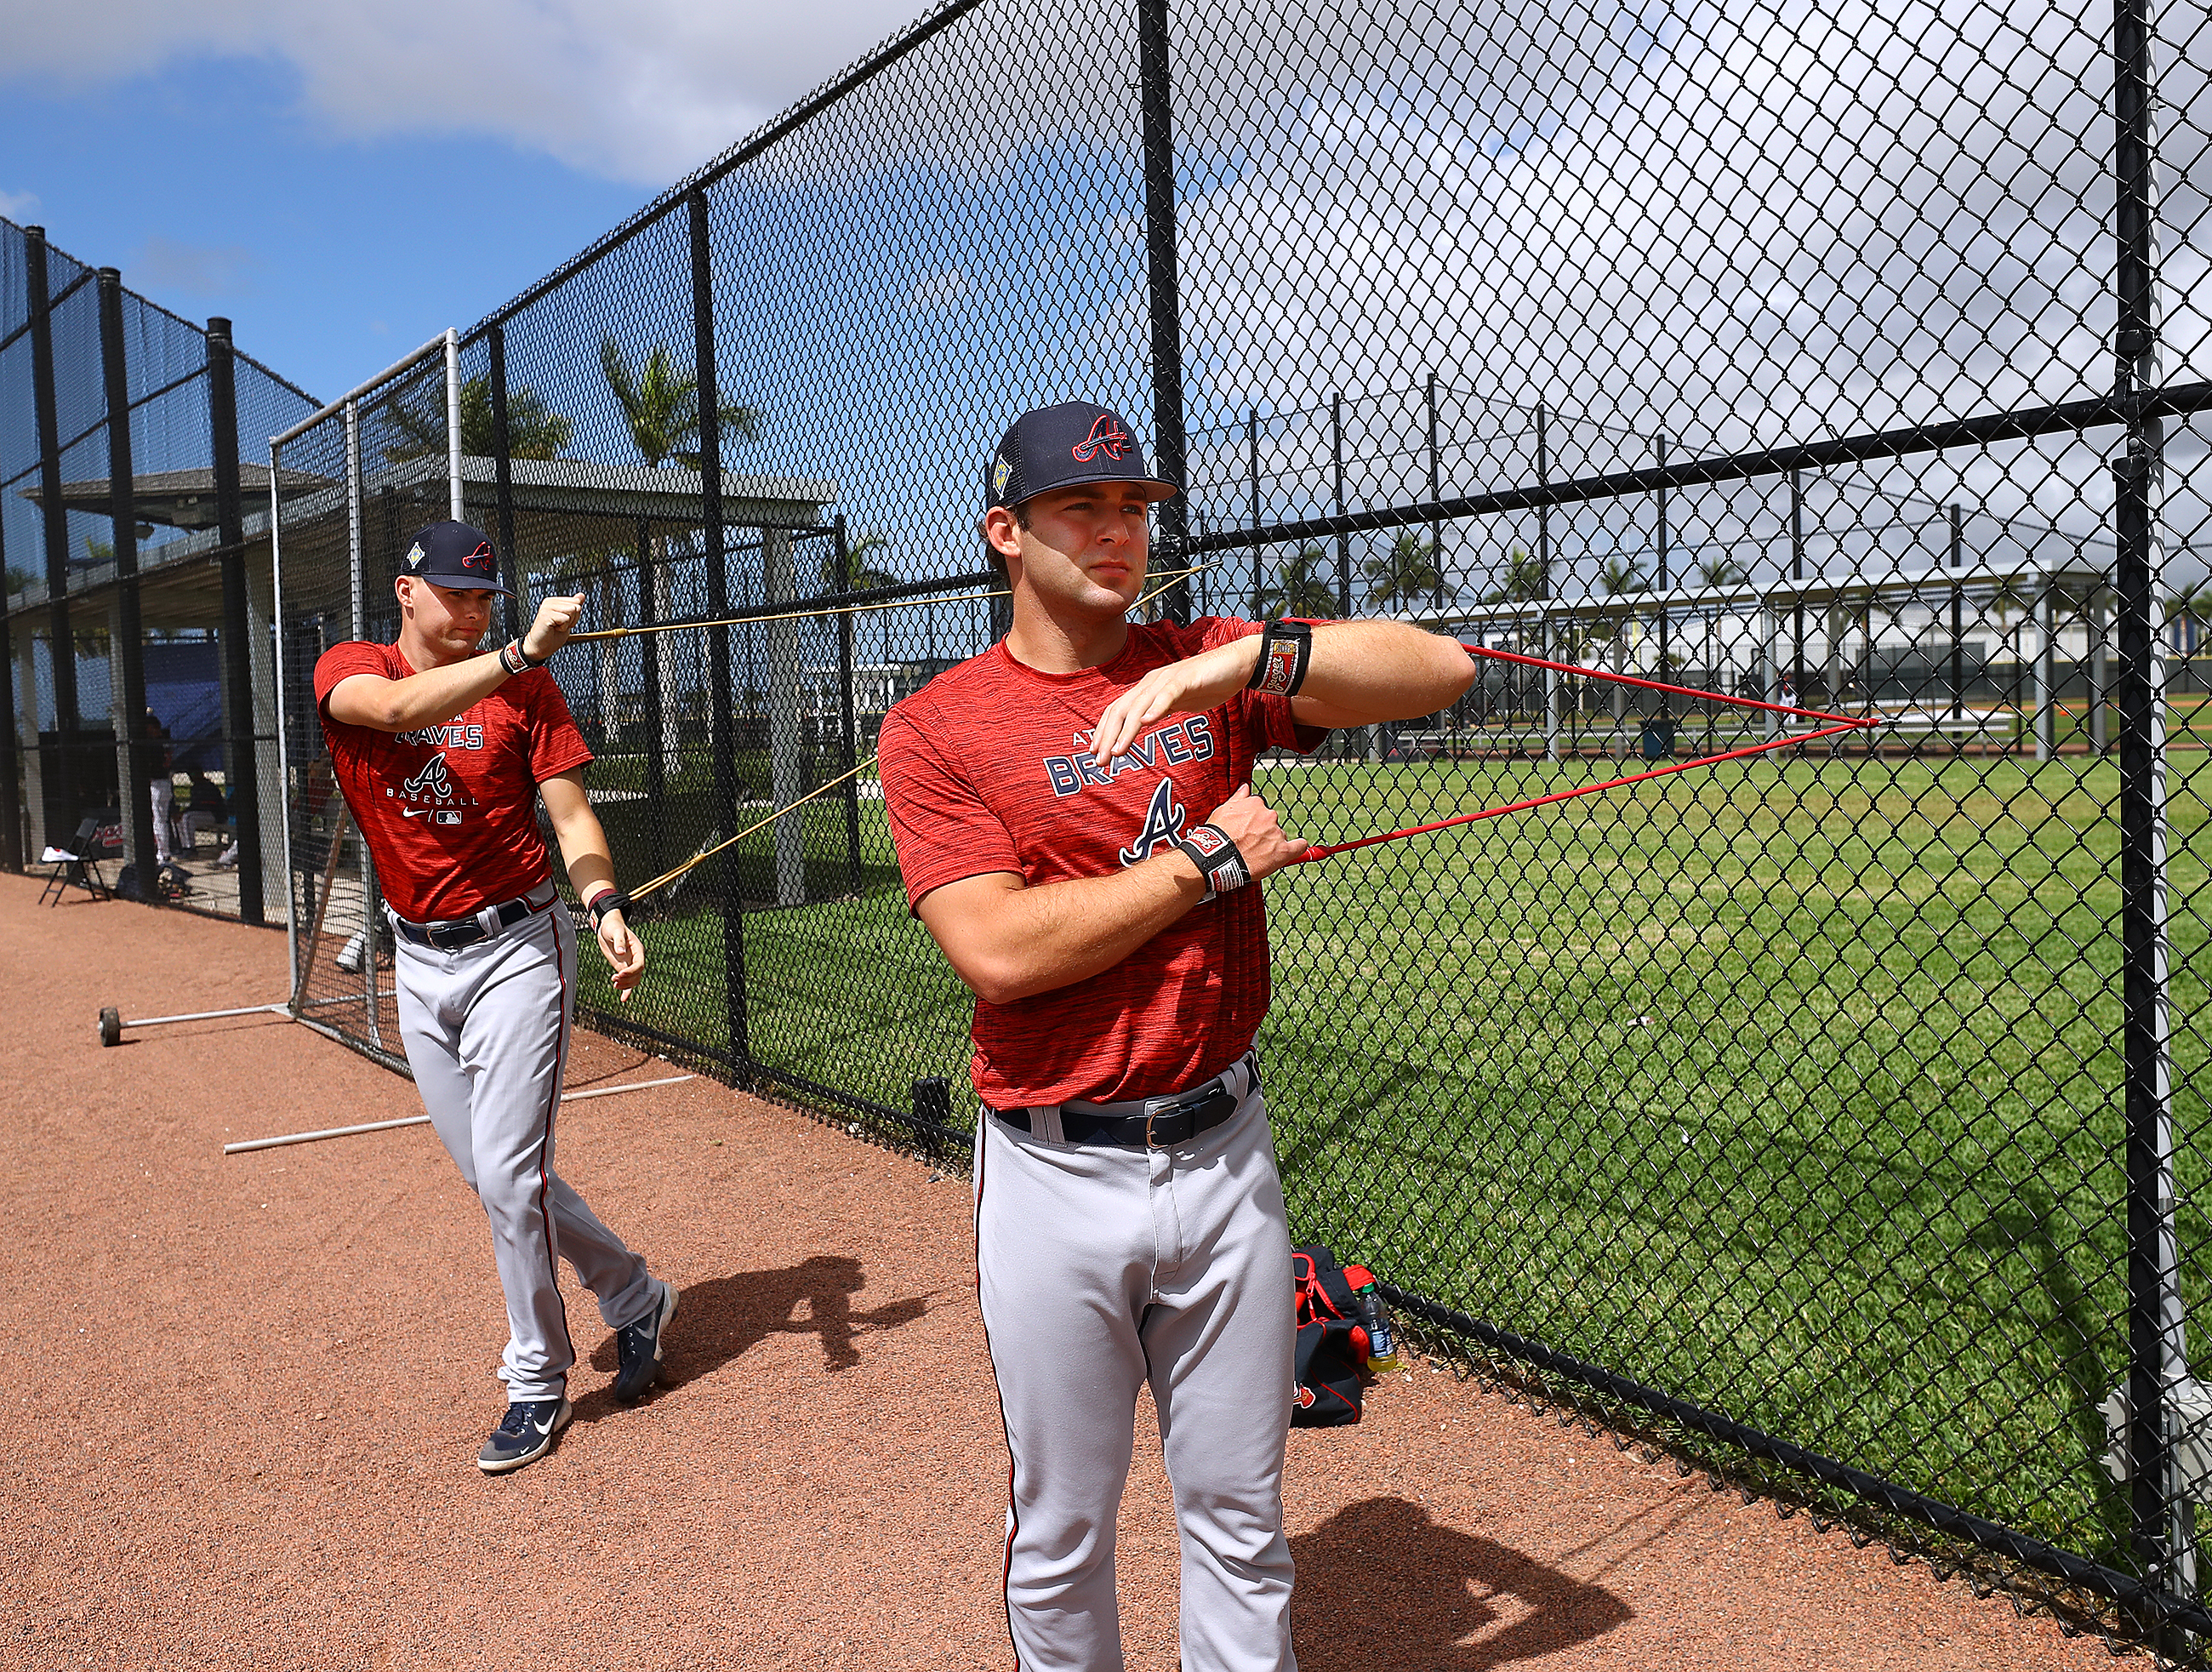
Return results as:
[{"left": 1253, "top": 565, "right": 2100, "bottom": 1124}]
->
[{"left": 1174, "top": 823, "right": 1251, "bottom": 903}]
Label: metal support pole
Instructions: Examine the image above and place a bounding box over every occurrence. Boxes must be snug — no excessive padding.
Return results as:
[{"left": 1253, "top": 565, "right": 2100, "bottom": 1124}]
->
[
  {"left": 444, "top": 328, "right": 463, "bottom": 523},
  {"left": 1248, "top": 408, "right": 1263, "bottom": 618},
  {"left": 1137, "top": 0, "right": 1190, "bottom": 628},
  {"left": 0, "top": 538, "right": 16, "bottom": 870},
  {"left": 487, "top": 322, "right": 521, "bottom": 644},
  {"left": 1950, "top": 504, "right": 1966, "bottom": 726},
  {"left": 834, "top": 516, "right": 862, "bottom": 893},
  {"left": 689, "top": 188, "right": 750, "bottom": 1080},
  {"left": 26, "top": 228, "right": 79, "bottom": 826},
  {"left": 207, "top": 318, "right": 262, "bottom": 921},
  {"left": 1656, "top": 429, "right": 1671, "bottom": 731},
  {"left": 1427, "top": 371, "right": 1443, "bottom": 609},
  {"left": 2114, "top": 0, "right": 2188, "bottom": 1624},
  {"left": 98, "top": 269, "right": 158, "bottom": 899},
  {"left": 1331, "top": 393, "right": 1351, "bottom": 619},
  {"left": 2094, "top": 588, "right": 2112, "bottom": 755},
  {"left": 270, "top": 438, "right": 300, "bottom": 986},
  {"left": 1539, "top": 402, "right": 1560, "bottom": 761},
  {"left": 1790, "top": 467, "right": 1807, "bottom": 717},
  {"left": 342, "top": 400, "right": 381, "bottom": 1044},
  {"left": 633, "top": 517, "right": 668, "bottom": 876}
]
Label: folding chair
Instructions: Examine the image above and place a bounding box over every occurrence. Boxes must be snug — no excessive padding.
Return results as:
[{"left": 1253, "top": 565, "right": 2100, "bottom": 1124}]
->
[{"left": 37, "top": 815, "right": 116, "bottom": 906}]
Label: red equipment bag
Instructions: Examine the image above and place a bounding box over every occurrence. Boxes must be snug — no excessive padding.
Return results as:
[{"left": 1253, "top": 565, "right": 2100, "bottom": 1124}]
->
[{"left": 1291, "top": 1243, "right": 1369, "bottom": 1427}]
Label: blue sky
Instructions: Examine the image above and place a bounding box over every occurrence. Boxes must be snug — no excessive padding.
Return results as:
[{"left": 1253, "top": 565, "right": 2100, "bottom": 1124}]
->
[{"left": 0, "top": 5, "right": 921, "bottom": 402}]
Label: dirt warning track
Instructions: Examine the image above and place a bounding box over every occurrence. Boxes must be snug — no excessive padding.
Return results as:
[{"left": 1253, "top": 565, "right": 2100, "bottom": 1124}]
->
[{"left": 0, "top": 875, "right": 2106, "bottom": 1670}]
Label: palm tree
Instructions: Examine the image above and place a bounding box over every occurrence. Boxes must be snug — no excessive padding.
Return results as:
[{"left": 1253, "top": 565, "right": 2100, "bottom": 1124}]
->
[
  {"left": 1362, "top": 532, "right": 1453, "bottom": 613},
  {"left": 1483, "top": 545, "right": 1548, "bottom": 605},
  {"left": 1698, "top": 555, "right": 1747, "bottom": 589},
  {"left": 383, "top": 375, "right": 572, "bottom": 463},
  {"left": 820, "top": 533, "right": 902, "bottom": 663},
  {"left": 1257, "top": 545, "right": 1339, "bottom": 620},
  {"left": 599, "top": 336, "right": 764, "bottom": 753}
]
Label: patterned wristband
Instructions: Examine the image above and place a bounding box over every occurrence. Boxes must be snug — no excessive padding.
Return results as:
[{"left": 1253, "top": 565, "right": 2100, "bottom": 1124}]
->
[
  {"left": 1246, "top": 619, "right": 1314, "bottom": 698},
  {"left": 1172, "top": 824, "right": 1251, "bottom": 904},
  {"left": 587, "top": 889, "right": 632, "bottom": 929}
]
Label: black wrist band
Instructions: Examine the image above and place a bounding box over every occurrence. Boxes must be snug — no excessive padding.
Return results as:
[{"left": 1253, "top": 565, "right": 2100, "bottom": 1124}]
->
[
  {"left": 587, "top": 890, "right": 631, "bottom": 928},
  {"left": 1172, "top": 824, "right": 1251, "bottom": 903},
  {"left": 1246, "top": 619, "right": 1313, "bottom": 698}
]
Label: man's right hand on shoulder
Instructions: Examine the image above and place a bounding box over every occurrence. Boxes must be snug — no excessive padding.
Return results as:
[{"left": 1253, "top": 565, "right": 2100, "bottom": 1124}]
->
[
  {"left": 1198, "top": 786, "right": 1309, "bottom": 882},
  {"left": 522, "top": 593, "right": 586, "bottom": 664}
]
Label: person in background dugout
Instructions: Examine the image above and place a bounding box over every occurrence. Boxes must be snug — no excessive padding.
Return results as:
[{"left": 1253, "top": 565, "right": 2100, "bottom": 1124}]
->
[
  {"left": 143, "top": 711, "right": 182, "bottom": 875},
  {"left": 314, "top": 520, "right": 677, "bottom": 1475}
]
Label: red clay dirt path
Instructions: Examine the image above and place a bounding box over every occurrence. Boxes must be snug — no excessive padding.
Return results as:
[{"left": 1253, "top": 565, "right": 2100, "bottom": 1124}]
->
[{"left": 0, "top": 873, "right": 2113, "bottom": 1671}]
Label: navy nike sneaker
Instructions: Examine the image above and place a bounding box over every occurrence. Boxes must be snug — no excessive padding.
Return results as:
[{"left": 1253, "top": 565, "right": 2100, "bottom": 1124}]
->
[
  {"left": 476, "top": 1396, "right": 571, "bottom": 1474},
  {"left": 612, "top": 1281, "right": 677, "bottom": 1404}
]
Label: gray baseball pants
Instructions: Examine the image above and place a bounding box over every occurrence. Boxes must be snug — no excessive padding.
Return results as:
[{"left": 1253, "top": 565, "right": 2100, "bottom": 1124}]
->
[
  {"left": 391, "top": 887, "right": 658, "bottom": 1403},
  {"left": 975, "top": 1059, "right": 1297, "bottom": 1672}
]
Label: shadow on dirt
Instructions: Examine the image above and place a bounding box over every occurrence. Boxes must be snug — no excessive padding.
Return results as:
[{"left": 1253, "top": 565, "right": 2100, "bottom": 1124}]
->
[
  {"left": 1291, "top": 1497, "right": 1633, "bottom": 1669},
  {"left": 585, "top": 1254, "right": 930, "bottom": 1393}
]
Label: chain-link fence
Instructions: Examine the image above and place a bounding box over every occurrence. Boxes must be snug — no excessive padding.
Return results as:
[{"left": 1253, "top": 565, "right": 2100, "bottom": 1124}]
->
[
  {"left": 18, "top": 0, "right": 2212, "bottom": 1652},
  {"left": 1, "top": 216, "right": 316, "bottom": 926}
]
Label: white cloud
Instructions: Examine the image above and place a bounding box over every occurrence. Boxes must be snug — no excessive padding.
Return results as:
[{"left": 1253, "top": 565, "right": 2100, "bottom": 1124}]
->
[
  {"left": 0, "top": 188, "right": 38, "bottom": 219},
  {"left": 909, "top": 267, "right": 968, "bottom": 311},
  {"left": 1, "top": 1, "right": 926, "bottom": 186}
]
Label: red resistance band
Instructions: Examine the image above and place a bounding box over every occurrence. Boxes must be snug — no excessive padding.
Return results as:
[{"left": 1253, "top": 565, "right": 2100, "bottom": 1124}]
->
[{"left": 1286, "top": 636, "right": 1880, "bottom": 864}]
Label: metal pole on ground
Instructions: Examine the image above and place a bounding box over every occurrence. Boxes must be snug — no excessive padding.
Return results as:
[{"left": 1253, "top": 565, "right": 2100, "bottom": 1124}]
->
[
  {"left": 688, "top": 187, "right": 750, "bottom": 1083},
  {"left": 207, "top": 317, "right": 263, "bottom": 922},
  {"left": 1950, "top": 504, "right": 1966, "bottom": 726},
  {"left": 269, "top": 438, "right": 299, "bottom": 990},
  {"left": 834, "top": 516, "right": 862, "bottom": 893},
  {"left": 1137, "top": 0, "right": 1190, "bottom": 629},
  {"left": 99, "top": 268, "right": 158, "bottom": 901}
]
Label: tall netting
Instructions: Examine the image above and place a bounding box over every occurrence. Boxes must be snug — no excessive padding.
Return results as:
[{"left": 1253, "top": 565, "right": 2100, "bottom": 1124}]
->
[{"left": 1, "top": 218, "right": 315, "bottom": 921}]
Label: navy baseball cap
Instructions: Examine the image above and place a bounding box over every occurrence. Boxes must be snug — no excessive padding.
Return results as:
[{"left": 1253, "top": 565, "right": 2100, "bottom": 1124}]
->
[
  {"left": 984, "top": 401, "right": 1177, "bottom": 514},
  {"left": 398, "top": 520, "right": 515, "bottom": 597}
]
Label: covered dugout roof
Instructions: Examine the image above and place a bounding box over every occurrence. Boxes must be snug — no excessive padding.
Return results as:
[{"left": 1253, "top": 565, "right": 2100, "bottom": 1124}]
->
[{"left": 3, "top": 454, "right": 840, "bottom": 632}]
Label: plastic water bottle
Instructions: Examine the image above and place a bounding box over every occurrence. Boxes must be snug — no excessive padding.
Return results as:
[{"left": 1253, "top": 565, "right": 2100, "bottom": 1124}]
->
[{"left": 1356, "top": 1281, "right": 1399, "bottom": 1372}]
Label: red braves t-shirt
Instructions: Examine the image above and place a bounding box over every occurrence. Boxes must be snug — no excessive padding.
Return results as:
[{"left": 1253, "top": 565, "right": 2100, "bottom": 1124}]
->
[
  {"left": 878, "top": 617, "right": 1326, "bottom": 1109},
  {"left": 313, "top": 641, "right": 594, "bottom": 924}
]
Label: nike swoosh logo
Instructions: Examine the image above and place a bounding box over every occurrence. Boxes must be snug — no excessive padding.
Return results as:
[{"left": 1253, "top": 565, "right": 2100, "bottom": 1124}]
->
[
  {"left": 529, "top": 1414, "right": 556, "bottom": 1435},
  {"left": 402, "top": 807, "right": 431, "bottom": 818}
]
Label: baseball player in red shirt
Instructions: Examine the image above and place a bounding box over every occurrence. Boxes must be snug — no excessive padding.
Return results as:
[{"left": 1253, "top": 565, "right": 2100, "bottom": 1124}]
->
[
  {"left": 879, "top": 402, "right": 1475, "bottom": 1669},
  {"left": 316, "top": 520, "right": 676, "bottom": 1475}
]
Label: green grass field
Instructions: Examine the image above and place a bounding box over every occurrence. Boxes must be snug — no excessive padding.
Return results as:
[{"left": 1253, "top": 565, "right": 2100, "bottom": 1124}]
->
[{"left": 581, "top": 745, "right": 2212, "bottom": 1568}]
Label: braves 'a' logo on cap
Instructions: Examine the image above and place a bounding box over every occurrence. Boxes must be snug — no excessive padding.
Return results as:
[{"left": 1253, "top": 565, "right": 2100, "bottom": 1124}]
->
[
  {"left": 1072, "top": 413, "right": 1130, "bottom": 464},
  {"left": 461, "top": 540, "right": 496, "bottom": 574}
]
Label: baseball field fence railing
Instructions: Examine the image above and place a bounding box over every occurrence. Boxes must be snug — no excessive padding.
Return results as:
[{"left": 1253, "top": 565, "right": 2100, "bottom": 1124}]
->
[{"left": 11, "top": 0, "right": 2212, "bottom": 1652}]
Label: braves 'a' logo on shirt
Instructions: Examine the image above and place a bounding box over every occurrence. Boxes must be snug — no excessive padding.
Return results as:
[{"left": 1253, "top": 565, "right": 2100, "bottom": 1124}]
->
[
  {"left": 1043, "top": 715, "right": 1215, "bottom": 797},
  {"left": 402, "top": 753, "right": 454, "bottom": 802},
  {"left": 1117, "top": 777, "right": 1189, "bottom": 867}
]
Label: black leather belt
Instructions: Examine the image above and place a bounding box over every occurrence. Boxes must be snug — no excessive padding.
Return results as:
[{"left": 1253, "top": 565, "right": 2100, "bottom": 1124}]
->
[
  {"left": 994, "top": 1058, "right": 1255, "bottom": 1148},
  {"left": 392, "top": 890, "right": 548, "bottom": 950}
]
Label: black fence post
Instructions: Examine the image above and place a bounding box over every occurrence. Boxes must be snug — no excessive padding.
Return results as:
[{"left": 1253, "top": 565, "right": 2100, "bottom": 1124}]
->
[
  {"left": 1656, "top": 429, "right": 1671, "bottom": 737},
  {"left": 26, "top": 228, "right": 79, "bottom": 830},
  {"left": 1789, "top": 466, "right": 1807, "bottom": 710},
  {"left": 99, "top": 269, "right": 157, "bottom": 900},
  {"left": 1331, "top": 392, "right": 1351, "bottom": 618},
  {"left": 634, "top": 516, "right": 669, "bottom": 876},
  {"left": 206, "top": 317, "right": 262, "bottom": 922},
  {"left": 2112, "top": 0, "right": 2185, "bottom": 1632},
  {"left": 487, "top": 322, "right": 522, "bottom": 645},
  {"left": 689, "top": 187, "right": 751, "bottom": 1082},
  {"left": 1950, "top": 504, "right": 1966, "bottom": 723},
  {"left": 834, "top": 516, "right": 862, "bottom": 892},
  {"left": 0, "top": 512, "right": 17, "bottom": 869},
  {"left": 1247, "top": 408, "right": 1262, "bottom": 617},
  {"left": 1137, "top": 0, "right": 1190, "bottom": 627},
  {"left": 1427, "top": 370, "right": 1442, "bottom": 610}
]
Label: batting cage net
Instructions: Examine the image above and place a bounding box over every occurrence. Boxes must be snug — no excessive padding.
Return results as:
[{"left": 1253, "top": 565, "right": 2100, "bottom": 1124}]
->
[
  {"left": 1, "top": 216, "right": 316, "bottom": 928},
  {"left": 24, "top": 0, "right": 2212, "bottom": 1650}
]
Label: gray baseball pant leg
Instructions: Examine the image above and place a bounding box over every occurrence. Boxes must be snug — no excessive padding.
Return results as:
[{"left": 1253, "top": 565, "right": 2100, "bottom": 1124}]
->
[
  {"left": 394, "top": 902, "right": 658, "bottom": 1403},
  {"left": 975, "top": 1063, "right": 1297, "bottom": 1672}
]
